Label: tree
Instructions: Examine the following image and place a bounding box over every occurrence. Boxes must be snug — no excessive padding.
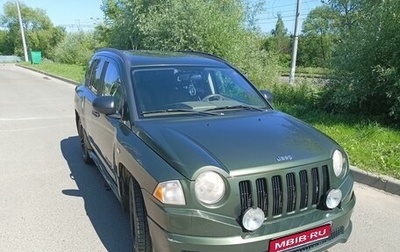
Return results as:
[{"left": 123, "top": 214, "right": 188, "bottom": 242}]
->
[
  {"left": 322, "top": 0, "right": 362, "bottom": 29},
  {"left": 323, "top": 0, "right": 400, "bottom": 122},
  {"left": 262, "top": 14, "right": 291, "bottom": 67},
  {"left": 0, "top": 29, "right": 10, "bottom": 54},
  {"left": 97, "top": 0, "right": 167, "bottom": 49},
  {"left": 271, "top": 13, "right": 287, "bottom": 37},
  {"left": 53, "top": 31, "right": 100, "bottom": 65},
  {"left": 298, "top": 6, "right": 339, "bottom": 67},
  {"left": 98, "top": 0, "right": 279, "bottom": 87},
  {"left": 0, "top": 1, "right": 66, "bottom": 58}
]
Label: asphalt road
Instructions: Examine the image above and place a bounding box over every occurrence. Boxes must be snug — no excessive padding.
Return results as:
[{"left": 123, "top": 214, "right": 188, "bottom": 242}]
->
[{"left": 1, "top": 64, "right": 399, "bottom": 251}]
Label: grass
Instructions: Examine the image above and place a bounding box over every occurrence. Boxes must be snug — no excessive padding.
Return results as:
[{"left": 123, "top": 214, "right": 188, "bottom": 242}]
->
[
  {"left": 276, "top": 103, "right": 400, "bottom": 180},
  {"left": 24, "top": 62, "right": 400, "bottom": 179},
  {"left": 279, "top": 66, "right": 330, "bottom": 77},
  {"left": 20, "top": 61, "right": 85, "bottom": 83},
  {"left": 316, "top": 122, "right": 400, "bottom": 179}
]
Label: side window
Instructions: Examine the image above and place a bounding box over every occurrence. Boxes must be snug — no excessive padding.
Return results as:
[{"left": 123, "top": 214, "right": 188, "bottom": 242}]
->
[
  {"left": 84, "top": 58, "right": 94, "bottom": 85},
  {"left": 103, "top": 61, "right": 124, "bottom": 115},
  {"left": 103, "top": 62, "right": 121, "bottom": 98},
  {"left": 86, "top": 58, "right": 105, "bottom": 95}
]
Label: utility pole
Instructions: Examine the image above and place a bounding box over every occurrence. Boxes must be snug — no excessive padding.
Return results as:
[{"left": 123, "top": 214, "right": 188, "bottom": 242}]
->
[
  {"left": 16, "top": 0, "right": 29, "bottom": 62},
  {"left": 289, "top": 0, "right": 301, "bottom": 85}
]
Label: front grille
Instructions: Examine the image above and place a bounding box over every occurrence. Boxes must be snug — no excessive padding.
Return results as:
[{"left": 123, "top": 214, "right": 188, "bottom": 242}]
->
[
  {"left": 239, "top": 165, "right": 330, "bottom": 218},
  {"left": 271, "top": 176, "right": 283, "bottom": 215},
  {"left": 239, "top": 180, "right": 252, "bottom": 214}
]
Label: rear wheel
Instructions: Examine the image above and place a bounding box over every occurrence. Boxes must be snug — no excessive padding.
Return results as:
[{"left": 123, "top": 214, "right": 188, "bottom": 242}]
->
[
  {"left": 77, "top": 119, "right": 93, "bottom": 164},
  {"left": 129, "top": 177, "right": 152, "bottom": 252}
]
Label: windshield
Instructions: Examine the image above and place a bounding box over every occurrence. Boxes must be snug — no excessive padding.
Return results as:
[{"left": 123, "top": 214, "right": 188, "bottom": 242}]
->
[{"left": 131, "top": 66, "right": 270, "bottom": 117}]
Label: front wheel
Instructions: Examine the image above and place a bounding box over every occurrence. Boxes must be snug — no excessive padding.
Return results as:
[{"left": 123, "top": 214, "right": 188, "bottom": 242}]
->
[{"left": 129, "top": 177, "right": 152, "bottom": 252}]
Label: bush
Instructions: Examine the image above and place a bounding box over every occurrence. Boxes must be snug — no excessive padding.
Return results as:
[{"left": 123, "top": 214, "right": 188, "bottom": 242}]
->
[
  {"left": 327, "top": 0, "right": 400, "bottom": 123},
  {"left": 271, "top": 81, "right": 322, "bottom": 111},
  {"left": 52, "top": 32, "right": 98, "bottom": 65},
  {"left": 99, "top": 0, "right": 280, "bottom": 88}
]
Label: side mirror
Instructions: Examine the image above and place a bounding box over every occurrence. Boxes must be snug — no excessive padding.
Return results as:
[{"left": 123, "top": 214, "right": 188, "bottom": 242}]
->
[
  {"left": 93, "top": 96, "right": 118, "bottom": 115},
  {"left": 260, "top": 90, "right": 274, "bottom": 103}
]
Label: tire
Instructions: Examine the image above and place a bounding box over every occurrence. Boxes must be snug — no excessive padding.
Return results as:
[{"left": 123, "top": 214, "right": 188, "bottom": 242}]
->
[
  {"left": 129, "top": 177, "right": 152, "bottom": 252},
  {"left": 77, "top": 119, "right": 93, "bottom": 164}
]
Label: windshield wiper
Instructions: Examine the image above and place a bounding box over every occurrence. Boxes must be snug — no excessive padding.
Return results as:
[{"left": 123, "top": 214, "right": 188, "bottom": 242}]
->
[
  {"left": 141, "top": 108, "right": 218, "bottom": 116},
  {"left": 205, "top": 105, "right": 265, "bottom": 112}
]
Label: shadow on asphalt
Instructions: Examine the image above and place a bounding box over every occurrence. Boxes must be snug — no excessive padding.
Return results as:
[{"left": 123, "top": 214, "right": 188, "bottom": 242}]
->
[{"left": 60, "top": 136, "right": 132, "bottom": 251}]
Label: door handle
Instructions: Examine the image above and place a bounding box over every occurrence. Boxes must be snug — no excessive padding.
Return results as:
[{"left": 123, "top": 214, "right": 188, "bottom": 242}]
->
[{"left": 92, "top": 110, "right": 100, "bottom": 117}]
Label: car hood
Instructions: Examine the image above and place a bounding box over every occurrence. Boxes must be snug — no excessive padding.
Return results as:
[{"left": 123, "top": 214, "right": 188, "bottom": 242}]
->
[{"left": 135, "top": 111, "right": 337, "bottom": 180}]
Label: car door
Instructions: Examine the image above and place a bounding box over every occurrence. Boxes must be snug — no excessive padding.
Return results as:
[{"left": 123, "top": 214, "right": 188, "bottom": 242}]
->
[
  {"left": 89, "top": 57, "right": 124, "bottom": 182},
  {"left": 81, "top": 57, "right": 106, "bottom": 139}
]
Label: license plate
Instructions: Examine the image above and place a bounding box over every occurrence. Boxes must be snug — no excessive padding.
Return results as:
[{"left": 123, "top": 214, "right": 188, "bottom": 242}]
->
[{"left": 269, "top": 224, "right": 331, "bottom": 252}]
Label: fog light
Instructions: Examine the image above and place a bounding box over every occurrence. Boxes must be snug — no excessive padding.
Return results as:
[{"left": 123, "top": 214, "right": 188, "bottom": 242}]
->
[
  {"left": 242, "top": 207, "right": 265, "bottom": 231},
  {"left": 326, "top": 189, "right": 342, "bottom": 209}
]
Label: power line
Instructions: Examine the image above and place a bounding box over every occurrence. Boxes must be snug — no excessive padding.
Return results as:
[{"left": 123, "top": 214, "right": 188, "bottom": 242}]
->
[
  {"left": 257, "top": 19, "right": 305, "bottom": 26},
  {"left": 257, "top": 13, "right": 308, "bottom": 21},
  {"left": 255, "top": 0, "right": 320, "bottom": 15},
  {"left": 261, "top": 0, "right": 320, "bottom": 10},
  {"left": 254, "top": 0, "right": 323, "bottom": 33},
  {"left": 255, "top": 0, "right": 322, "bottom": 17}
]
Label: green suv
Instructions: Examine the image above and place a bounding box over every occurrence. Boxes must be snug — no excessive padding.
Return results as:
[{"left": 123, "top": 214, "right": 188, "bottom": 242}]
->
[{"left": 74, "top": 48, "right": 355, "bottom": 252}]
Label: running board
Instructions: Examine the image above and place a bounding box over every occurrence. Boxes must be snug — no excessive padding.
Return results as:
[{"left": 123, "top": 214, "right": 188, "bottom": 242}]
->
[{"left": 89, "top": 150, "right": 120, "bottom": 201}]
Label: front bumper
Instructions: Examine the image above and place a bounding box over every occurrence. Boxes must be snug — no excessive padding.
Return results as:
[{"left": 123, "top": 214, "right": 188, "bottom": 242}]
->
[{"left": 146, "top": 191, "right": 355, "bottom": 252}]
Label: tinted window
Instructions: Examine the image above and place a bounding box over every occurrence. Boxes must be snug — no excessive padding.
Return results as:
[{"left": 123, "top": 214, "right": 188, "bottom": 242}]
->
[
  {"left": 103, "top": 61, "right": 124, "bottom": 115},
  {"left": 103, "top": 62, "right": 121, "bottom": 96},
  {"left": 212, "top": 69, "right": 264, "bottom": 106},
  {"left": 132, "top": 66, "right": 268, "bottom": 116},
  {"left": 84, "top": 58, "right": 94, "bottom": 85},
  {"left": 86, "top": 58, "right": 105, "bottom": 95}
]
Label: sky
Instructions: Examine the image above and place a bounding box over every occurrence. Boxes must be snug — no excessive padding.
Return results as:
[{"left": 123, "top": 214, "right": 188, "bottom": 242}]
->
[
  {"left": 0, "top": 0, "right": 323, "bottom": 34},
  {"left": 257, "top": 0, "right": 323, "bottom": 34},
  {"left": 0, "top": 0, "right": 104, "bottom": 31}
]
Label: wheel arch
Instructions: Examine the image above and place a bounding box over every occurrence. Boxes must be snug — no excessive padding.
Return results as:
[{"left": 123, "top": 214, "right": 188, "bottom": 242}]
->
[
  {"left": 118, "top": 162, "right": 131, "bottom": 212},
  {"left": 114, "top": 135, "right": 187, "bottom": 212},
  {"left": 75, "top": 110, "right": 80, "bottom": 132}
]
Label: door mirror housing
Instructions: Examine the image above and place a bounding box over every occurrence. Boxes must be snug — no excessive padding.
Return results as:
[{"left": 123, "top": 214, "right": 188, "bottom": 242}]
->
[{"left": 93, "top": 96, "right": 118, "bottom": 115}]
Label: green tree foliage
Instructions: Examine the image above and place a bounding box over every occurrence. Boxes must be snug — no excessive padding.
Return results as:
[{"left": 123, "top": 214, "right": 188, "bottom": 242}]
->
[
  {"left": 322, "top": 0, "right": 362, "bottom": 29},
  {"left": 53, "top": 31, "right": 100, "bottom": 65},
  {"left": 262, "top": 14, "right": 291, "bottom": 67},
  {"left": 98, "top": 0, "right": 279, "bottom": 87},
  {"left": 271, "top": 13, "right": 287, "bottom": 37},
  {"left": 0, "top": 30, "right": 9, "bottom": 54},
  {"left": 0, "top": 1, "right": 66, "bottom": 58},
  {"left": 323, "top": 0, "right": 400, "bottom": 122},
  {"left": 139, "top": 1, "right": 244, "bottom": 52},
  {"left": 298, "top": 6, "right": 338, "bottom": 67},
  {"left": 97, "top": 0, "right": 136, "bottom": 49}
]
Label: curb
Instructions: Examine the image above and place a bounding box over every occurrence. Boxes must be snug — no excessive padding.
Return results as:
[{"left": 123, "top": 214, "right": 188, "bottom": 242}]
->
[
  {"left": 17, "top": 64, "right": 79, "bottom": 85},
  {"left": 350, "top": 166, "right": 400, "bottom": 196},
  {"left": 16, "top": 64, "right": 400, "bottom": 196}
]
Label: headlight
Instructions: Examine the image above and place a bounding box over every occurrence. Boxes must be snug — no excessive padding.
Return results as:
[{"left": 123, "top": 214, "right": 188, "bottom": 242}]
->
[
  {"left": 153, "top": 180, "right": 185, "bottom": 205},
  {"left": 332, "top": 149, "right": 345, "bottom": 177},
  {"left": 195, "top": 171, "right": 225, "bottom": 204}
]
